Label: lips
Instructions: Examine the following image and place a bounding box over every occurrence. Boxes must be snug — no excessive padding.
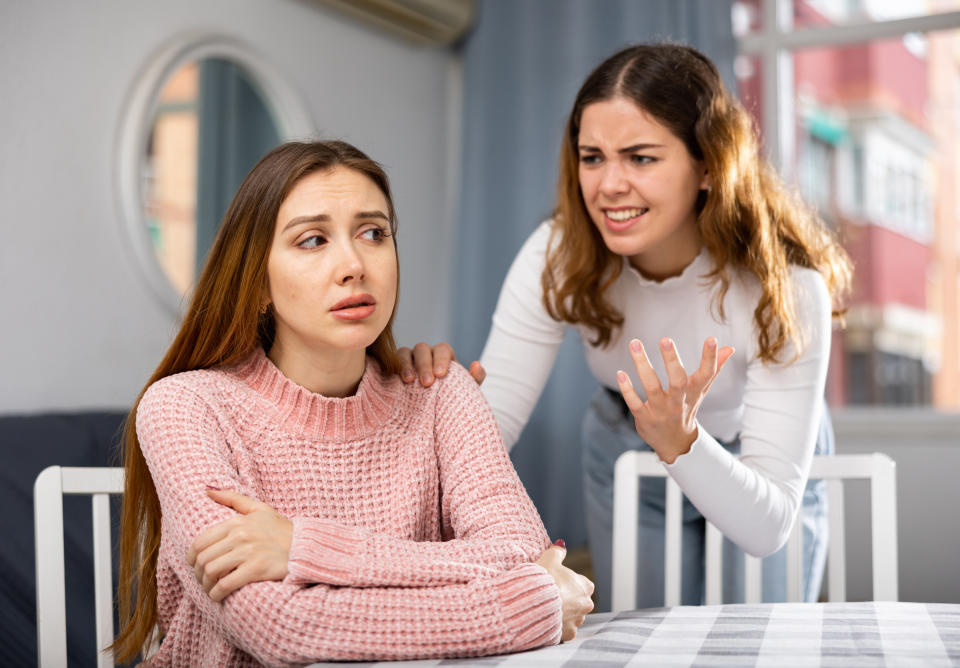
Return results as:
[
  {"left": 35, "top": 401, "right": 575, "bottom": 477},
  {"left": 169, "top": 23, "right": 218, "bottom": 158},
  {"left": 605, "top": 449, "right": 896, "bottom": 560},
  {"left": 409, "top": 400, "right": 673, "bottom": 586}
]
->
[
  {"left": 330, "top": 294, "right": 377, "bottom": 321},
  {"left": 602, "top": 207, "right": 648, "bottom": 232},
  {"left": 331, "top": 294, "right": 376, "bottom": 311}
]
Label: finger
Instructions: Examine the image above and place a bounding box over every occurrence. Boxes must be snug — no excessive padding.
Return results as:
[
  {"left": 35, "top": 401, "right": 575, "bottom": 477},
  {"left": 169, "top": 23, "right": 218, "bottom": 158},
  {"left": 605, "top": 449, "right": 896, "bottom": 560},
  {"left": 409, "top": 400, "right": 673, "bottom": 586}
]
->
[
  {"left": 208, "top": 562, "right": 259, "bottom": 603},
  {"left": 468, "top": 360, "right": 486, "bottom": 385},
  {"left": 193, "top": 534, "right": 238, "bottom": 584},
  {"left": 188, "top": 522, "right": 232, "bottom": 566},
  {"left": 538, "top": 544, "right": 565, "bottom": 566},
  {"left": 432, "top": 343, "right": 455, "bottom": 377},
  {"left": 658, "top": 338, "right": 688, "bottom": 393},
  {"left": 396, "top": 347, "right": 416, "bottom": 383},
  {"left": 412, "top": 342, "right": 435, "bottom": 386},
  {"left": 717, "top": 346, "right": 735, "bottom": 371},
  {"left": 581, "top": 574, "right": 595, "bottom": 597},
  {"left": 207, "top": 489, "right": 266, "bottom": 515},
  {"left": 627, "top": 339, "right": 664, "bottom": 399},
  {"left": 200, "top": 550, "right": 244, "bottom": 595},
  {"left": 688, "top": 337, "right": 719, "bottom": 391},
  {"left": 615, "top": 370, "right": 645, "bottom": 416},
  {"left": 702, "top": 346, "right": 735, "bottom": 395}
]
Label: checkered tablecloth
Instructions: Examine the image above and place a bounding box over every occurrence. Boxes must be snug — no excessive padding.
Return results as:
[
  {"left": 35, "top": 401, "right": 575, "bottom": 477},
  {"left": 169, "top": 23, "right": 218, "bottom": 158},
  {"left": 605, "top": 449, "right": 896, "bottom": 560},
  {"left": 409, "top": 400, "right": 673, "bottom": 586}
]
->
[{"left": 307, "top": 601, "right": 960, "bottom": 667}]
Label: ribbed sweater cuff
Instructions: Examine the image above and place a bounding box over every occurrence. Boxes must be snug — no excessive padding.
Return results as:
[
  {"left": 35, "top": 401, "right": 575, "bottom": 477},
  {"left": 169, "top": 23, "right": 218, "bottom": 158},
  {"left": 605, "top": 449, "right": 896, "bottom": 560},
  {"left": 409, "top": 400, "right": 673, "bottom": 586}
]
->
[
  {"left": 494, "top": 563, "right": 562, "bottom": 651},
  {"left": 285, "top": 517, "right": 367, "bottom": 586}
]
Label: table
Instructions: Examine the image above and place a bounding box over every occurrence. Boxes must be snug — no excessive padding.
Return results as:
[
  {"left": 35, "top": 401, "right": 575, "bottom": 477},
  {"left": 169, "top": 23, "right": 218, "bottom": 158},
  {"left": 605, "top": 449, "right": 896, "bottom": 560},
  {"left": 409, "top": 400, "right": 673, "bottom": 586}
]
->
[{"left": 307, "top": 601, "right": 960, "bottom": 667}]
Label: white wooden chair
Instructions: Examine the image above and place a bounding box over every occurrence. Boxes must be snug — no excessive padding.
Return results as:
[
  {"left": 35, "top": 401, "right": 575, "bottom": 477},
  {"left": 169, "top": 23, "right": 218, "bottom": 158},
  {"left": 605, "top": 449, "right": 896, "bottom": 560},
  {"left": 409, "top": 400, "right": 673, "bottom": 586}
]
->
[
  {"left": 611, "top": 452, "right": 898, "bottom": 611},
  {"left": 34, "top": 465, "right": 125, "bottom": 668}
]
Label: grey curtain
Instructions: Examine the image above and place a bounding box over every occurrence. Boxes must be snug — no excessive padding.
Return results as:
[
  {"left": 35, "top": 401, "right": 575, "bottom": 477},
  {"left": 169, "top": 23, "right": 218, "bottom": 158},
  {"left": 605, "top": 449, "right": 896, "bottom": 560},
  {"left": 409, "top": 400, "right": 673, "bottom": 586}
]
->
[
  {"left": 196, "top": 58, "right": 281, "bottom": 272},
  {"left": 453, "top": 0, "right": 736, "bottom": 547}
]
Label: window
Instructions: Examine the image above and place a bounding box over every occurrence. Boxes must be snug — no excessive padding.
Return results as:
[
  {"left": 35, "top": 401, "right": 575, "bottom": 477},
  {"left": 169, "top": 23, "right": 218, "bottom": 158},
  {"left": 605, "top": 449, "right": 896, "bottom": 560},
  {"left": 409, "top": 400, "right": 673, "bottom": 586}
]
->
[{"left": 734, "top": 0, "right": 960, "bottom": 411}]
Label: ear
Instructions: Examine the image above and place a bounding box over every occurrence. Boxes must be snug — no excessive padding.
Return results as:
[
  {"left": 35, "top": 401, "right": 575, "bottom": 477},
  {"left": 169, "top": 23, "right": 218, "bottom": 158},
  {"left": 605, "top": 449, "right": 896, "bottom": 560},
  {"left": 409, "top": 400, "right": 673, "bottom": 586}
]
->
[
  {"left": 699, "top": 167, "right": 711, "bottom": 191},
  {"left": 259, "top": 285, "right": 272, "bottom": 315}
]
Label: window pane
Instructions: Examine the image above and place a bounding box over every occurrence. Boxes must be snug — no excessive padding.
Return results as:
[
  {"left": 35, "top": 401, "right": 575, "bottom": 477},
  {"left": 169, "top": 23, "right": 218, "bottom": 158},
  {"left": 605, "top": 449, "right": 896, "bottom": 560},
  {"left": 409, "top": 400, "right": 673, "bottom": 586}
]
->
[
  {"left": 736, "top": 25, "right": 960, "bottom": 411},
  {"left": 795, "top": 1, "right": 960, "bottom": 29}
]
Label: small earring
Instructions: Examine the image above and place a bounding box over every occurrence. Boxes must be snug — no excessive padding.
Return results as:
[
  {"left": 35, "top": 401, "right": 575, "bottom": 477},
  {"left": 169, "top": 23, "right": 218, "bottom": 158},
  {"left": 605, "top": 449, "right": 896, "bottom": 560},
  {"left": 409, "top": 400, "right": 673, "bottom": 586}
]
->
[{"left": 259, "top": 302, "right": 270, "bottom": 315}]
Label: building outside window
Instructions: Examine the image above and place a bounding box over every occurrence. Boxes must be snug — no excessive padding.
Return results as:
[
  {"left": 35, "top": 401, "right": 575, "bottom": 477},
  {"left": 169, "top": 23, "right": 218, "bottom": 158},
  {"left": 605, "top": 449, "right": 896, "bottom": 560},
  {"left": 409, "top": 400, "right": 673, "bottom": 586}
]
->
[{"left": 734, "top": 0, "right": 960, "bottom": 410}]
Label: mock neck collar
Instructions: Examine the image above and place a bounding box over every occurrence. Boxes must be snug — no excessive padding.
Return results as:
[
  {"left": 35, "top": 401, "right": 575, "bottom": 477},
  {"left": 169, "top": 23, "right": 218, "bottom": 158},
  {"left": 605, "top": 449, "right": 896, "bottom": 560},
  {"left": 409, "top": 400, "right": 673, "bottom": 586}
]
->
[{"left": 229, "top": 348, "right": 402, "bottom": 441}]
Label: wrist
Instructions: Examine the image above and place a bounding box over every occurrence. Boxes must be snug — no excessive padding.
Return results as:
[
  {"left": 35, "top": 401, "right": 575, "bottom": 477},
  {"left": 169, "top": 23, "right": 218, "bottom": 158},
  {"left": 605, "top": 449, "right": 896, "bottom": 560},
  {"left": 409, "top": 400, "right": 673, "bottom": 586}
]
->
[{"left": 659, "top": 425, "right": 698, "bottom": 465}]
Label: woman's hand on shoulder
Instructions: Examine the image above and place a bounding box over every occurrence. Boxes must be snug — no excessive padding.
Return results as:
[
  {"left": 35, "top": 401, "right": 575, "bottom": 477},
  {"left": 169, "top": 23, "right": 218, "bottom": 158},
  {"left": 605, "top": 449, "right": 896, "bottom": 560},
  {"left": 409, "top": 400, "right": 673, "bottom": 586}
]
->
[
  {"left": 535, "top": 544, "right": 594, "bottom": 642},
  {"left": 397, "top": 342, "right": 486, "bottom": 387},
  {"left": 186, "top": 489, "right": 293, "bottom": 602},
  {"left": 617, "top": 336, "right": 734, "bottom": 464}
]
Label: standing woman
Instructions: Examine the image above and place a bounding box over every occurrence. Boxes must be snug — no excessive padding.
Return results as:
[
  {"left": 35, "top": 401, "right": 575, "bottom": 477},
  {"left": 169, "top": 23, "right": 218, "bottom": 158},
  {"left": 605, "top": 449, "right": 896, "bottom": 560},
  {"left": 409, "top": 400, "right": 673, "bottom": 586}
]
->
[
  {"left": 403, "top": 43, "right": 852, "bottom": 609},
  {"left": 111, "top": 140, "right": 593, "bottom": 665}
]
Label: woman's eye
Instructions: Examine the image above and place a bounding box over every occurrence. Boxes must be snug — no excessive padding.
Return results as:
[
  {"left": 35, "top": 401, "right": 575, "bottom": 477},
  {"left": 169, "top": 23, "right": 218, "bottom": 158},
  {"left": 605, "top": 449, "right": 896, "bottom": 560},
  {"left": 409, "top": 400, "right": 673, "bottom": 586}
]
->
[
  {"left": 579, "top": 154, "right": 602, "bottom": 165},
  {"left": 631, "top": 154, "right": 656, "bottom": 165},
  {"left": 359, "top": 226, "right": 389, "bottom": 242},
  {"left": 296, "top": 234, "right": 326, "bottom": 249}
]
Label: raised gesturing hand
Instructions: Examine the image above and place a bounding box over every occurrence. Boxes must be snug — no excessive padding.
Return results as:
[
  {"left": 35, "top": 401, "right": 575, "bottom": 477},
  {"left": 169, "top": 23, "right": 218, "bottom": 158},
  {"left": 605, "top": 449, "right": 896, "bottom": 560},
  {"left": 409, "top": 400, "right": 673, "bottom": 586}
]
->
[
  {"left": 187, "top": 489, "right": 293, "bottom": 602},
  {"left": 616, "top": 336, "right": 734, "bottom": 464}
]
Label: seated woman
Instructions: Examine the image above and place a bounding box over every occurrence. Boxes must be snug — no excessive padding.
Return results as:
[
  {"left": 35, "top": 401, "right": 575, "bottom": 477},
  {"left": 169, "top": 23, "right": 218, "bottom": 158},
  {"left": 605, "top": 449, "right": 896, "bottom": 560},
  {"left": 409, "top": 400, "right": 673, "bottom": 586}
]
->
[{"left": 112, "top": 140, "right": 594, "bottom": 666}]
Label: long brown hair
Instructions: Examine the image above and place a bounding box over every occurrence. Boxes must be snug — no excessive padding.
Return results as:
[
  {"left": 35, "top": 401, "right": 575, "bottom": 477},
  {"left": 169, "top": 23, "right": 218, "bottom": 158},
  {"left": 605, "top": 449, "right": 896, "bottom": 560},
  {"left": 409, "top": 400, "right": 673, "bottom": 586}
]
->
[
  {"left": 112, "top": 140, "right": 401, "bottom": 662},
  {"left": 544, "top": 43, "right": 852, "bottom": 360}
]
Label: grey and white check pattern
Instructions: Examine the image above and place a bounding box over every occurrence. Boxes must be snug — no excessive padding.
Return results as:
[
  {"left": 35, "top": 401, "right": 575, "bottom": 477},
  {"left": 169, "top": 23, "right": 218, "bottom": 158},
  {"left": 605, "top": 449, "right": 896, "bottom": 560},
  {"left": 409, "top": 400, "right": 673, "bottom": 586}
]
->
[{"left": 308, "top": 602, "right": 960, "bottom": 667}]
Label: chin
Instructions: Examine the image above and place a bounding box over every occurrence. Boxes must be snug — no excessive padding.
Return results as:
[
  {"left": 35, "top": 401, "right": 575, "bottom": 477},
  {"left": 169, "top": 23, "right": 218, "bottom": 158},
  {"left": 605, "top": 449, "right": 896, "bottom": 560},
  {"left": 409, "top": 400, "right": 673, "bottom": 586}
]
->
[{"left": 599, "top": 234, "right": 647, "bottom": 258}]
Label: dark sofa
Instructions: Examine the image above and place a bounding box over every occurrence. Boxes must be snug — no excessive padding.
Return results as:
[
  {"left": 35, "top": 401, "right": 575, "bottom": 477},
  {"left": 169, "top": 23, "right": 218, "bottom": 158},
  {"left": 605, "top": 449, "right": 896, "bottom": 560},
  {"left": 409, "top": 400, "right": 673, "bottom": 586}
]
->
[{"left": 0, "top": 410, "right": 128, "bottom": 667}]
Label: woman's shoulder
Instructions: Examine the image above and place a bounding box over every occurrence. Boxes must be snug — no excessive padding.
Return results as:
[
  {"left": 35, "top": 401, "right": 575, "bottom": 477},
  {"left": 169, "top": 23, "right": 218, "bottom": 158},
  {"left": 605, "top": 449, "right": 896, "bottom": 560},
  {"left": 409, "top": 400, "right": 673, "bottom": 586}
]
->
[
  {"left": 787, "top": 264, "right": 831, "bottom": 319},
  {"left": 140, "top": 367, "right": 238, "bottom": 416},
  {"left": 405, "top": 360, "right": 483, "bottom": 406},
  {"left": 726, "top": 261, "right": 828, "bottom": 301}
]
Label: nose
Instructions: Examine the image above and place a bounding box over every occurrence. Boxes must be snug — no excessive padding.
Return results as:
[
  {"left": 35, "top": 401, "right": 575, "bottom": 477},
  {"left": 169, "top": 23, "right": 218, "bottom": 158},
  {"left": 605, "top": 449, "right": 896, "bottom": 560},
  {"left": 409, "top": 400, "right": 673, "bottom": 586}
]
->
[
  {"left": 598, "top": 161, "right": 629, "bottom": 198},
  {"left": 334, "top": 240, "right": 365, "bottom": 285}
]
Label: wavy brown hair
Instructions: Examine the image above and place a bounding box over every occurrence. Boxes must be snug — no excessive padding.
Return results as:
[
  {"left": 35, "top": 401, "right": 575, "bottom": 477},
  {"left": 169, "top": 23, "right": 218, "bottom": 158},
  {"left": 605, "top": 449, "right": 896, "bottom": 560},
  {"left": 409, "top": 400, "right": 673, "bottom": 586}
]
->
[
  {"left": 543, "top": 43, "right": 851, "bottom": 360},
  {"left": 112, "top": 140, "right": 401, "bottom": 662}
]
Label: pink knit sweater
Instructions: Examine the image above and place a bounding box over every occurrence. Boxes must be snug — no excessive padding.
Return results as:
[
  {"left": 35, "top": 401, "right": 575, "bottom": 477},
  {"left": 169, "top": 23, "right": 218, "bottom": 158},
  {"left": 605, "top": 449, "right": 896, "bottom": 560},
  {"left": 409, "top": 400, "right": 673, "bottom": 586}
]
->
[{"left": 135, "top": 348, "right": 562, "bottom": 666}]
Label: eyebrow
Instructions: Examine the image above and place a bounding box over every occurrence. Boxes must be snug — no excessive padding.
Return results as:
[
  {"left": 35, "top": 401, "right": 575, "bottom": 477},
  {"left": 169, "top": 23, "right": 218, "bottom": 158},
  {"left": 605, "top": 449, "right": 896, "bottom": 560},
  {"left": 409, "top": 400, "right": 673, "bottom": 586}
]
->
[
  {"left": 282, "top": 210, "right": 389, "bottom": 233},
  {"left": 577, "top": 143, "right": 665, "bottom": 153}
]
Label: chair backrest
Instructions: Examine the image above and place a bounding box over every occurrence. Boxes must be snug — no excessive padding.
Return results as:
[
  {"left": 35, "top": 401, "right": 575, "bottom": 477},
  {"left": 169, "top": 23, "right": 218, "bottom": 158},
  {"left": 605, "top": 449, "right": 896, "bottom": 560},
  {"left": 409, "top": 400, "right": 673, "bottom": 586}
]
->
[
  {"left": 34, "top": 465, "right": 125, "bottom": 668},
  {"left": 611, "top": 453, "right": 898, "bottom": 611}
]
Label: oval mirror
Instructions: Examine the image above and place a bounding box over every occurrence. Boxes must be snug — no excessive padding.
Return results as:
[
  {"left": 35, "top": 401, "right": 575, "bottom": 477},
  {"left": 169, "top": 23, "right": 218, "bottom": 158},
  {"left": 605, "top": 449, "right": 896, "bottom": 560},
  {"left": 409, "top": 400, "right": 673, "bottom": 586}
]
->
[{"left": 143, "top": 57, "right": 281, "bottom": 296}]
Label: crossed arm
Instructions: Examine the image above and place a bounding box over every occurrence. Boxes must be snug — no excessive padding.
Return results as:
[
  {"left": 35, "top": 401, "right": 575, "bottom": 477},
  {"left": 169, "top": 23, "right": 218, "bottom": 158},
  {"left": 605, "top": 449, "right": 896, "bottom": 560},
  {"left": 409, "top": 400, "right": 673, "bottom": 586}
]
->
[{"left": 140, "top": 367, "right": 592, "bottom": 663}]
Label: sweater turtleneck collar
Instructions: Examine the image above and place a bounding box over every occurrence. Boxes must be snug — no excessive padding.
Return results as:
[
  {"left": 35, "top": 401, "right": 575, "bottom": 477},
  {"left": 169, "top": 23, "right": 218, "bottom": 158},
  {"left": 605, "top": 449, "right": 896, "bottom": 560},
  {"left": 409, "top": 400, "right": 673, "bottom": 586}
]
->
[{"left": 228, "top": 348, "right": 403, "bottom": 441}]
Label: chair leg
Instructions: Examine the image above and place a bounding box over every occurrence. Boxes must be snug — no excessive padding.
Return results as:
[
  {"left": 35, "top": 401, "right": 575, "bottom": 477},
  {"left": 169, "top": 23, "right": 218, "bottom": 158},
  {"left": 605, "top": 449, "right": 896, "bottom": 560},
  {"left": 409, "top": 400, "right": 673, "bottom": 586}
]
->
[
  {"left": 826, "top": 479, "right": 846, "bottom": 602},
  {"left": 34, "top": 466, "right": 68, "bottom": 668}
]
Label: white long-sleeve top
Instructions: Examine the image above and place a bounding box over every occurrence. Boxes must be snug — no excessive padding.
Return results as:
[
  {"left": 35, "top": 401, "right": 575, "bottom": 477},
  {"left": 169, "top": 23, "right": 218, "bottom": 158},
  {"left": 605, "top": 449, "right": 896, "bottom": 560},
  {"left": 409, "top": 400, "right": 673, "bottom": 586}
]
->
[{"left": 479, "top": 221, "right": 831, "bottom": 557}]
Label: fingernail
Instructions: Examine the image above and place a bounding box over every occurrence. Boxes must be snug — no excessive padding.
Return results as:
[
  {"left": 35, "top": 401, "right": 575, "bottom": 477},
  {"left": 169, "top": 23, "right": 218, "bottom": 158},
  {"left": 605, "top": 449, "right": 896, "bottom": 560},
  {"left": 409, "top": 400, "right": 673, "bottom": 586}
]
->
[
  {"left": 421, "top": 373, "right": 433, "bottom": 384},
  {"left": 661, "top": 338, "right": 672, "bottom": 350},
  {"left": 708, "top": 337, "right": 717, "bottom": 348},
  {"left": 553, "top": 538, "right": 566, "bottom": 548},
  {"left": 402, "top": 370, "right": 415, "bottom": 382},
  {"left": 616, "top": 370, "right": 628, "bottom": 384},
  {"left": 629, "top": 339, "right": 641, "bottom": 353},
  {"left": 434, "top": 365, "right": 444, "bottom": 376},
  {"left": 205, "top": 484, "right": 219, "bottom": 491}
]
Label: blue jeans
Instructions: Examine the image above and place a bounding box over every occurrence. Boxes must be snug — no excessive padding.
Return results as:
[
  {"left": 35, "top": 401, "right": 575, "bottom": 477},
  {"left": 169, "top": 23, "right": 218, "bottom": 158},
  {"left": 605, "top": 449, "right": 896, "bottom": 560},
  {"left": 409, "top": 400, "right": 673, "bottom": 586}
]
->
[{"left": 582, "top": 387, "right": 832, "bottom": 611}]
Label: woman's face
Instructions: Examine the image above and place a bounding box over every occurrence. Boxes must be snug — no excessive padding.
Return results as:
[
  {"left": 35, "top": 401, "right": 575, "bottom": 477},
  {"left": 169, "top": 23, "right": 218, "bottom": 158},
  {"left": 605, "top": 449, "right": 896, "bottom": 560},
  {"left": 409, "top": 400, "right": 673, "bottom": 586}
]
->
[
  {"left": 266, "top": 166, "right": 397, "bottom": 361},
  {"left": 577, "top": 96, "right": 709, "bottom": 278}
]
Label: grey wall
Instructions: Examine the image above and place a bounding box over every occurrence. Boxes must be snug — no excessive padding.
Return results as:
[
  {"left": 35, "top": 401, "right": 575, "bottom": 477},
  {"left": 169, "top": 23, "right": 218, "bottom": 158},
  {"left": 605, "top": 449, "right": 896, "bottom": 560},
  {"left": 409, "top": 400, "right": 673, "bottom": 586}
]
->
[
  {"left": 832, "top": 410, "right": 960, "bottom": 603},
  {"left": 0, "top": 0, "right": 458, "bottom": 413},
  {"left": 0, "top": 0, "right": 955, "bottom": 608}
]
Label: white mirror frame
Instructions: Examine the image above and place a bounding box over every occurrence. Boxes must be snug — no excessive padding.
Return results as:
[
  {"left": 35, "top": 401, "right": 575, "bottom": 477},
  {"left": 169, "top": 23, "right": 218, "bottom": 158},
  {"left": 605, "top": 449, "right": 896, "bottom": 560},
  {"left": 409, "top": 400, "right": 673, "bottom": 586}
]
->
[{"left": 115, "top": 33, "right": 316, "bottom": 314}]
